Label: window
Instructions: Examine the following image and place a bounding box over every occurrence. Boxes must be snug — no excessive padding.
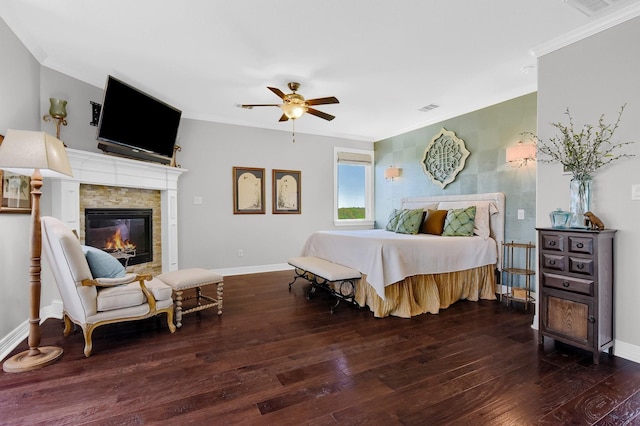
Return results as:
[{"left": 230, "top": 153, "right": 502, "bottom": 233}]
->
[{"left": 334, "top": 148, "right": 374, "bottom": 227}]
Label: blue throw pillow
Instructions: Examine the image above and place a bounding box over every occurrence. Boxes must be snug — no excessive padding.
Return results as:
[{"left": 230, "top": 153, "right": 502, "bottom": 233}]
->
[{"left": 81, "top": 245, "right": 126, "bottom": 278}]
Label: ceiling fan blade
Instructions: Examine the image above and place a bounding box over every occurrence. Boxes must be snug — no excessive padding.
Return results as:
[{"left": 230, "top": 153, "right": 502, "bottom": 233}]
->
[
  {"left": 278, "top": 113, "right": 289, "bottom": 122},
  {"left": 306, "top": 96, "right": 339, "bottom": 106},
  {"left": 307, "top": 108, "right": 335, "bottom": 121},
  {"left": 238, "top": 104, "right": 281, "bottom": 109},
  {"left": 268, "top": 87, "right": 286, "bottom": 99}
]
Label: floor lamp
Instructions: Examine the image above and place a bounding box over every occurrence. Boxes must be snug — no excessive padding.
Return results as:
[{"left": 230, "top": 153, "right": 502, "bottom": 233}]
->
[{"left": 0, "top": 130, "right": 73, "bottom": 373}]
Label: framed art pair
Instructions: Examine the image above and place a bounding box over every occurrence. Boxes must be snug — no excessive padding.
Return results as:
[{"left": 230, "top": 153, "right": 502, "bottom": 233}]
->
[{"left": 232, "top": 167, "right": 301, "bottom": 215}]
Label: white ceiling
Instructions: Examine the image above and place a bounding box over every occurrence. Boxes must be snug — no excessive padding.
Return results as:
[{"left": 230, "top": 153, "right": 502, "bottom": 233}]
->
[{"left": 1, "top": 0, "right": 640, "bottom": 142}]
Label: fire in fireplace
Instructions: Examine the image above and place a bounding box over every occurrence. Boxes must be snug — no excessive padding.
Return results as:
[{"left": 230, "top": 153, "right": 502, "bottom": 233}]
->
[{"left": 84, "top": 208, "right": 153, "bottom": 267}]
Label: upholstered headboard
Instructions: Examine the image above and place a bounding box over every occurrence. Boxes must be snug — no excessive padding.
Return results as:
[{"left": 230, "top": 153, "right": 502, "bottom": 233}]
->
[{"left": 400, "top": 192, "right": 506, "bottom": 270}]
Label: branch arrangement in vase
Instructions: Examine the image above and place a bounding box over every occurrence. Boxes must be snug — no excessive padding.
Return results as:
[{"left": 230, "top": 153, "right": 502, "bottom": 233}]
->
[{"left": 524, "top": 104, "right": 635, "bottom": 180}]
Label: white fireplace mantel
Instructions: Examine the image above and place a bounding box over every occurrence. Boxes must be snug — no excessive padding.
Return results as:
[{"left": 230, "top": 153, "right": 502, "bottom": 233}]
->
[{"left": 48, "top": 148, "right": 187, "bottom": 273}]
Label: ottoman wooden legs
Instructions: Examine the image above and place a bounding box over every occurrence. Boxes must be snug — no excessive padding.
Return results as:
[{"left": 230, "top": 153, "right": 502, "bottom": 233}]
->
[
  {"left": 157, "top": 268, "right": 224, "bottom": 328},
  {"left": 173, "top": 281, "right": 223, "bottom": 328}
]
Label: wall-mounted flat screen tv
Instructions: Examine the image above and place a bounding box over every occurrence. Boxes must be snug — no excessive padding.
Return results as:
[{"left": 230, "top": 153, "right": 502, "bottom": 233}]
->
[{"left": 97, "top": 75, "right": 182, "bottom": 160}]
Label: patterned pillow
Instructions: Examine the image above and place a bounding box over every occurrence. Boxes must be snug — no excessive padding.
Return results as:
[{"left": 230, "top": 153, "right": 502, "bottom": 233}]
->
[
  {"left": 421, "top": 209, "right": 448, "bottom": 235},
  {"left": 442, "top": 206, "right": 477, "bottom": 236},
  {"left": 437, "top": 201, "right": 498, "bottom": 239},
  {"left": 395, "top": 208, "right": 424, "bottom": 234},
  {"left": 386, "top": 209, "right": 403, "bottom": 231}
]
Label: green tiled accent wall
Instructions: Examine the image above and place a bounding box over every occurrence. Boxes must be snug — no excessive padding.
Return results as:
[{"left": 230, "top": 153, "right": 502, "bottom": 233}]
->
[{"left": 375, "top": 92, "right": 537, "bottom": 251}]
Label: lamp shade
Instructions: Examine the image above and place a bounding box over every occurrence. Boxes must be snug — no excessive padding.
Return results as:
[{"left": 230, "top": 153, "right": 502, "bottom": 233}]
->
[
  {"left": 0, "top": 130, "right": 73, "bottom": 178},
  {"left": 384, "top": 166, "right": 400, "bottom": 179},
  {"left": 506, "top": 142, "right": 536, "bottom": 164}
]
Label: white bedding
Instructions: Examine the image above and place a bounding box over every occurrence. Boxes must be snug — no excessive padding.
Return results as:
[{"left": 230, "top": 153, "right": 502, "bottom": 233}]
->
[{"left": 300, "top": 229, "right": 498, "bottom": 299}]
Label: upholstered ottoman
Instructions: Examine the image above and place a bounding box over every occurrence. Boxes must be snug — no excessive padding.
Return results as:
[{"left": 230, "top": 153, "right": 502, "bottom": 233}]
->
[{"left": 157, "top": 268, "right": 223, "bottom": 328}]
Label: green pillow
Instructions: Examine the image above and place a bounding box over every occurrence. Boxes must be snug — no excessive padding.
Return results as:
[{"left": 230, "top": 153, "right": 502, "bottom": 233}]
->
[
  {"left": 395, "top": 208, "right": 424, "bottom": 235},
  {"left": 386, "top": 209, "right": 403, "bottom": 231},
  {"left": 442, "top": 206, "right": 477, "bottom": 236},
  {"left": 82, "top": 245, "right": 126, "bottom": 278}
]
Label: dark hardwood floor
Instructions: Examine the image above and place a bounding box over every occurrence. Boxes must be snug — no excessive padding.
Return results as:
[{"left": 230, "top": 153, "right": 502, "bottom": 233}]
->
[{"left": 1, "top": 270, "right": 639, "bottom": 425}]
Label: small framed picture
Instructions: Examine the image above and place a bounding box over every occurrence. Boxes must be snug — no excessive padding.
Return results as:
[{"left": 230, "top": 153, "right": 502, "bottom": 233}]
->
[
  {"left": 0, "top": 171, "right": 32, "bottom": 214},
  {"left": 232, "top": 167, "right": 265, "bottom": 214},
  {"left": 272, "top": 169, "right": 301, "bottom": 214},
  {"left": 0, "top": 134, "right": 31, "bottom": 214}
]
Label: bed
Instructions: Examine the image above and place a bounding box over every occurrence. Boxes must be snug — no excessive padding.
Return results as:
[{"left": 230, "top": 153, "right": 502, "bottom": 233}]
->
[{"left": 300, "top": 192, "right": 505, "bottom": 318}]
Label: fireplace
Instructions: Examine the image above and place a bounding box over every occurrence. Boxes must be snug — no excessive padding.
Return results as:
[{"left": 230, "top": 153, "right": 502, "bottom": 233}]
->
[{"left": 84, "top": 208, "right": 153, "bottom": 267}]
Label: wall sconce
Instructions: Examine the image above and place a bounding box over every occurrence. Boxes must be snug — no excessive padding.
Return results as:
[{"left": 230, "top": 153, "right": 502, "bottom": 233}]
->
[
  {"left": 43, "top": 98, "right": 68, "bottom": 141},
  {"left": 384, "top": 166, "right": 401, "bottom": 181},
  {"left": 506, "top": 141, "right": 536, "bottom": 167}
]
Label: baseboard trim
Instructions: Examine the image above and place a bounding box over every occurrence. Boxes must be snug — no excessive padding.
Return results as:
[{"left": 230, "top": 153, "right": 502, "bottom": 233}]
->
[
  {"left": 212, "top": 263, "right": 293, "bottom": 276},
  {"left": 613, "top": 340, "right": 640, "bottom": 364},
  {"left": 0, "top": 300, "right": 63, "bottom": 363}
]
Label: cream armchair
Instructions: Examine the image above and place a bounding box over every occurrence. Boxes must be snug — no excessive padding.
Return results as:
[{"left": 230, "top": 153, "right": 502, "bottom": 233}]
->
[{"left": 41, "top": 216, "right": 176, "bottom": 357}]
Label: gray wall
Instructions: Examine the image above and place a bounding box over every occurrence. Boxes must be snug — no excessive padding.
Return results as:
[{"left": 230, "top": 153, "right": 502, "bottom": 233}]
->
[
  {"left": 176, "top": 120, "right": 372, "bottom": 270},
  {"left": 0, "top": 17, "right": 41, "bottom": 337},
  {"left": 375, "top": 93, "right": 537, "bottom": 245},
  {"left": 30, "top": 68, "right": 374, "bottom": 269},
  {"left": 34, "top": 68, "right": 374, "bottom": 271},
  {"left": 536, "top": 17, "right": 640, "bottom": 353},
  {"left": 39, "top": 67, "right": 104, "bottom": 152}
]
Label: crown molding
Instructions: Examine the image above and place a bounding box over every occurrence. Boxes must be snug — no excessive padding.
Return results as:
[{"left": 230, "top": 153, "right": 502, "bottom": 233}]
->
[{"left": 530, "top": 2, "right": 640, "bottom": 58}]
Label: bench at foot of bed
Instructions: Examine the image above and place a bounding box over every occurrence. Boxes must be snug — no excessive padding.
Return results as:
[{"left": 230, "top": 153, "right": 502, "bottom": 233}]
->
[{"left": 288, "top": 256, "right": 362, "bottom": 313}]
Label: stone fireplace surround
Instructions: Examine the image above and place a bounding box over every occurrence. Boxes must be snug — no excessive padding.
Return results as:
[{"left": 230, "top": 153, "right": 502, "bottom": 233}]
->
[{"left": 48, "top": 148, "right": 186, "bottom": 273}]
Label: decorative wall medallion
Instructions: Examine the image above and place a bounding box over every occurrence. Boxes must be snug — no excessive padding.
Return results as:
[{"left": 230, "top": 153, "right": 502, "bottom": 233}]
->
[{"left": 421, "top": 128, "right": 470, "bottom": 188}]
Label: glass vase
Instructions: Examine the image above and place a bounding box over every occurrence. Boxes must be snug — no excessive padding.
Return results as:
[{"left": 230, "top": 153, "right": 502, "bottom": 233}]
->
[{"left": 569, "top": 178, "right": 591, "bottom": 228}]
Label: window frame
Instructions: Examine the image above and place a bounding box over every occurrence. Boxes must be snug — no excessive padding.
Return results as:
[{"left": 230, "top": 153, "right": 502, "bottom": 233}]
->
[{"left": 333, "top": 147, "right": 375, "bottom": 227}]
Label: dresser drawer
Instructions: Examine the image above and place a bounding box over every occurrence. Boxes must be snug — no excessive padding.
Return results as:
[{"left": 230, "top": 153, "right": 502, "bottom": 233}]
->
[
  {"left": 542, "top": 273, "right": 594, "bottom": 296},
  {"left": 541, "top": 234, "right": 564, "bottom": 252},
  {"left": 542, "top": 253, "right": 565, "bottom": 271},
  {"left": 569, "top": 236, "right": 594, "bottom": 254},
  {"left": 569, "top": 257, "right": 594, "bottom": 276}
]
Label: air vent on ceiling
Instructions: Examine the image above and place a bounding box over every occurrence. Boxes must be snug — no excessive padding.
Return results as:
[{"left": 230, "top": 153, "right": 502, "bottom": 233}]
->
[
  {"left": 562, "top": 0, "right": 627, "bottom": 16},
  {"left": 418, "top": 104, "right": 439, "bottom": 112}
]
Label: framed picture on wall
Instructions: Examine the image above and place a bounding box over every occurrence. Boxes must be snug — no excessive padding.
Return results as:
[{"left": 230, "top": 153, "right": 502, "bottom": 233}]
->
[
  {"left": 272, "top": 169, "right": 301, "bottom": 214},
  {"left": 0, "top": 134, "right": 31, "bottom": 214},
  {"left": 232, "top": 166, "right": 265, "bottom": 214},
  {"left": 0, "top": 171, "right": 31, "bottom": 213}
]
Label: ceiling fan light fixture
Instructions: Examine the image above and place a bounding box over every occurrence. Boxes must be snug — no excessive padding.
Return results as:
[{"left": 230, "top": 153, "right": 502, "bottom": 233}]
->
[
  {"left": 281, "top": 103, "right": 307, "bottom": 120},
  {"left": 241, "top": 82, "right": 338, "bottom": 123}
]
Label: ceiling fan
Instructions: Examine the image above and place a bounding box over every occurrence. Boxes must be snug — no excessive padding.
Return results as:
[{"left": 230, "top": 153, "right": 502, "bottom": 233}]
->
[{"left": 239, "top": 82, "right": 339, "bottom": 122}]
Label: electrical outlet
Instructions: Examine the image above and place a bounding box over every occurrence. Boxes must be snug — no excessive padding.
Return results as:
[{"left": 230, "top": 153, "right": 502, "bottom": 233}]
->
[
  {"left": 517, "top": 209, "right": 525, "bottom": 220},
  {"left": 238, "top": 249, "right": 244, "bottom": 257},
  {"left": 193, "top": 196, "right": 203, "bottom": 205}
]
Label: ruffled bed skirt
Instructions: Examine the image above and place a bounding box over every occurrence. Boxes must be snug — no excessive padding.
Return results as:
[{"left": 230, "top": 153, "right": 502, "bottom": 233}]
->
[{"left": 351, "top": 265, "right": 497, "bottom": 318}]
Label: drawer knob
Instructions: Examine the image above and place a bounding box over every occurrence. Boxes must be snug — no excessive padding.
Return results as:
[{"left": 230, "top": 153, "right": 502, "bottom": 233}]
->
[
  {"left": 577, "top": 263, "right": 584, "bottom": 270},
  {"left": 588, "top": 316, "right": 596, "bottom": 324},
  {"left": 549, "top": 241, "right": 556, "bottom": 247},
  {"left": 549, "top": 260, "right": 556, "bottom": 265},
  {"left": 577, "top": 242, "right": 584, "bottom": 248},
  {"left": 563, "top": 281, "right": 570, "bottom": 288}
]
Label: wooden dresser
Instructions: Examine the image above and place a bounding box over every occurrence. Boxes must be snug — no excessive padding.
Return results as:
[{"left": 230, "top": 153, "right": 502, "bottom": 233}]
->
[{"left": 537, "top": 227, "right": 616, "bottom": 364}]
